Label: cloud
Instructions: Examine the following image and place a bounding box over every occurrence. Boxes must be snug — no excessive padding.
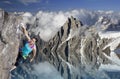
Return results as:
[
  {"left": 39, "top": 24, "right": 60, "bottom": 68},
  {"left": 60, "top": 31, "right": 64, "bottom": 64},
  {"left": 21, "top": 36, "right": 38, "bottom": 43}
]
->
[
  {"left": 21, "top": 9, "right": 119, "bottom": 41},
  {"left": 30, "top": 10, "right": 99, "bottom": 41},
  {"left": 32, "top": 62, "right": 63, "bottom": 79},
  {"left": 3, "top": 1, "right": 12, "bottom": 4},
  {"left": 21, "top": 12, "right": 34, "bottom": 24},
  {"left": 31, "top": 11, "right": 67, "bottom": 41},
  {"left": 19, "top": 0, "right": 40, "bottom": 5}
]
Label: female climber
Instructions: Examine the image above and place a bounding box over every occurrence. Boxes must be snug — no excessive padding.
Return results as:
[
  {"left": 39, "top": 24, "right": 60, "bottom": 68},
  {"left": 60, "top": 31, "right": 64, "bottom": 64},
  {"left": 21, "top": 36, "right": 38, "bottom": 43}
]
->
[{"left": 10, "top": 23, "right": 37, "bottom": 71}]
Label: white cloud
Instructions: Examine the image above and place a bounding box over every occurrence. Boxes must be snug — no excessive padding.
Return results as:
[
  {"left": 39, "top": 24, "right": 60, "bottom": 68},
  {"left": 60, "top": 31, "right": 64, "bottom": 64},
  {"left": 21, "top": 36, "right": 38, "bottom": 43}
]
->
[
  {"left": 32, "top": 11, "right": 67, "bottom": 41},
  {"left": 3, "top": 1, "right": 12, "bottom": 4},
  {"left": 19, "top": 0, "right": 40, "bottom": 5},
  {"left": 21, "top": 9, "right": 120, "bottom": 42},
  {"left": 21, "top": 12, "right": 35, "bottom": 25},
  {"left": 30, "top": 10, "right": 99, "bottom": 41},
  {"left": 32, "top": 62, "right": 63, "bottom": 79}
]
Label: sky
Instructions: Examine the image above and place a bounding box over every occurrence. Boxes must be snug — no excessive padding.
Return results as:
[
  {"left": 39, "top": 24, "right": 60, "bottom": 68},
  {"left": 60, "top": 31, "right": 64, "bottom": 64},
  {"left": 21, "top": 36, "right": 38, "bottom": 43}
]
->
[{"left": 0, "top": 0, "right": 119, "bottom": 13}]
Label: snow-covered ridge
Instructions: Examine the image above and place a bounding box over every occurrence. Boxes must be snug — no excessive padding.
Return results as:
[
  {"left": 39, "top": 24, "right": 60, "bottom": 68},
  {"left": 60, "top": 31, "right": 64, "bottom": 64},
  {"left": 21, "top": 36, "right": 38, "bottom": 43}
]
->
[
  {"left": 99, "top": 31, "right": 120, "bottom": 39},
  {"left": 99, "top": 64, "right": 120, "bottom": 71}
]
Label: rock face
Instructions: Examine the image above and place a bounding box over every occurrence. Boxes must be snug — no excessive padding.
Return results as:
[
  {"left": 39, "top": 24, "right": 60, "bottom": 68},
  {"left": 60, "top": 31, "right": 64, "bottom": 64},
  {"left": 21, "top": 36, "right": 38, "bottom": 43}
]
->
[{"left": 0, "top": 10, "right": 21, "bottom": 79}]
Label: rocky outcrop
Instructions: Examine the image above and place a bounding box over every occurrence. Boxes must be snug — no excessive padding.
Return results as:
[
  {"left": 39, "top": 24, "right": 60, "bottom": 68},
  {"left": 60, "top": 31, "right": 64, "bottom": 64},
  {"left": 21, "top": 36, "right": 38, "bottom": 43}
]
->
[{"left": 0, "top": 9, "right": 21, "bottom": 79}]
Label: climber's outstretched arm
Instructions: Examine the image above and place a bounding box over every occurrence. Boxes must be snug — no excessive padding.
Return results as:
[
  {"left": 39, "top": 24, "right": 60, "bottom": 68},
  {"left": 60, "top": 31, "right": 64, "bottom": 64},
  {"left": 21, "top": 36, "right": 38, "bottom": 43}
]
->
[{"left": 21, "top": 25, "right": 31, "bottom": 41}]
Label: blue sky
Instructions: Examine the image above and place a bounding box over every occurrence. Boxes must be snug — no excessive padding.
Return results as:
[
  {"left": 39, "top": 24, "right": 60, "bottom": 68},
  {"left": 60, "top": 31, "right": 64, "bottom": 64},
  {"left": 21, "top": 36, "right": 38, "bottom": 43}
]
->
[{"left": 0, "top": 0, "right": 120, "bottom": 13}]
